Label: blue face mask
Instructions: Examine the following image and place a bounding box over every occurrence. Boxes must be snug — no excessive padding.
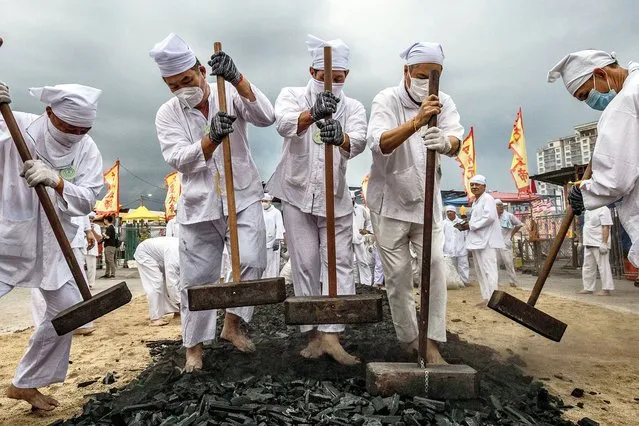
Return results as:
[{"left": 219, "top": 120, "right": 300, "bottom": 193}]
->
[{"left": 585, "top": 74, "right": 616, "bottom": 111}]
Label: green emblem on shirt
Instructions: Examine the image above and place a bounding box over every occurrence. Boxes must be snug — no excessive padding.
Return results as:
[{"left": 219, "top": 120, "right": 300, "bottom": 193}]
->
[
  {"left": 313, "top": 130, "right": 323, "bottom": 145},
  {"left": 60, "top": 166, "right": 76, "bottom": 180}
]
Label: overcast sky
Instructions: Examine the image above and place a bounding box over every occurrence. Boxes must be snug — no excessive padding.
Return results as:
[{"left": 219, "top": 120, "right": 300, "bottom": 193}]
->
[{"left": 2, "top": 0, "right": 634, "bottom": 210}]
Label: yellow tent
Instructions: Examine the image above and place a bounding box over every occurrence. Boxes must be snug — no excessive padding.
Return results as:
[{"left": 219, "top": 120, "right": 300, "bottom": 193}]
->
[{"left": 120, "top": 205, "right": 164, "bottom": 222}]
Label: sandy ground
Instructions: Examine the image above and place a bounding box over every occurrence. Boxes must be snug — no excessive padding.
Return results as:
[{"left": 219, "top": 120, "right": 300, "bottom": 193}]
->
[{"left": 0, "top": 275, "right": 637, "bottom": 425}]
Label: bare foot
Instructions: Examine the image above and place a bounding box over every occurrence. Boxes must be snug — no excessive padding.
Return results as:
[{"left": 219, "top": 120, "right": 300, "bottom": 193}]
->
[
  {"left": 426, "top": 339, "right": 448, "bottom": 365},
  {"left": 150, "top": 318, "right": 170, "bottom": 327},
  {"left": 220, "top": 313, "right": 255, "bottom": 353},
  {"left": 6, "top": 385, "right": 59, "bottom": 411},
  {"left": 318, "top": 333, "right": 360, "bottom": 366},
  {"left": 475, "top": 301, "right": 488, "bottom": 308},
  {"left": 578, "top": 290, "right": 593, "bottom": 295},
  {"left": 596, "top": 290, "right": 611, "bottom": 296},
  {"left": 72, "top": 327, "right": 95, "bottom": 336},
  {"left": 184, "top": 344, "right": 203, "bottom": 373},
  {"left": 300, "top": 331, "right": 322, "bottom": 359},
  {"left": 400, "top": 339, "right": 419, "bottom": 356}
]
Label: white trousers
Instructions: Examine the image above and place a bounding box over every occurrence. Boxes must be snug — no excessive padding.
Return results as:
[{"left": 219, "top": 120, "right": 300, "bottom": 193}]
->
[
  {"left": 371, "top": 213, "right": 447, "bottom": 343},
  {"left": 1, "top": 281, "right": 82, "bottom": 388},
  {"left": 280, "top": 259, "right": 292, "bottom": 285},
  {"left": 282, "top": 202, "right": 354, "bottom": 334},
  {"left": 450, "top": 255, "right": 470, "bottom": 285},
  {"left": 85, "top": 254, "right": 97, "bottom": 288},
  {"left": 353, "top": 243, "right": 372, "bottom": 286},
  {"left": 582, "top": 247, "right": 615, "bottom": 291},
  {"left": 373, "top": 245, "right": 385, "bottom": 284},
  {"left": 497, "top": 248, "right": 517, "bottom": 285},
  {"left": 262, "top": 246, "right": 281, "bottom": 279},
  {"left": 471, "top": 248, "right": 498, "bottom": 301},
  {"left": 137, "top": 258, "right": 180, "bottom": 320},
  {"left": 179, "top": 201, "right": 266, "bottom": 348}
]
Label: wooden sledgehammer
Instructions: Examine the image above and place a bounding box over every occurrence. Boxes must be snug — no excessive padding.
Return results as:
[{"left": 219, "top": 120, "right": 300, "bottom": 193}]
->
[
  {"left": 0, "top": 99, "right": 131, "bottom": 336},
  {"left": 366, "top": 70, "right": 478, "bottom": 399},
  {"left": 488, "top": 162, "right": 592, "bottom": 342},
  {"left": 187, "top": 42, "right": 286, "bottom": 311}
]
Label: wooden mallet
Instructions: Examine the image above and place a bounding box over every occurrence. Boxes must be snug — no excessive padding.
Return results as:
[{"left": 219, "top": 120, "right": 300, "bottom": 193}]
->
[{"left": 187, "top": 42, "right": 286, "bottom": 311}]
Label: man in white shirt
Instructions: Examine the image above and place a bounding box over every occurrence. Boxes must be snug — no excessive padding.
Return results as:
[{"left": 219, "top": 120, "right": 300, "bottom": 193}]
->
[
  {"left": 134, "top": 236, "right": 181, "bottom": 325},
  {"left": 579, "top": 206, "right": 614, "bottom": 295},
  {"left": 462, "top": 175, "right": 504, "bottom": 307},
  {"left": 150, "top": 33, "right": 274, "bottom": 372},
  {"left": 495, "top": 200, "right": 523, "bottom": 287},
  {"left": 442, "top": 205, "right": 469, "bottom": 286},
  {"left": 261, "top": 193, "right": 284, "bottom": 278},
  {"left": 352, "top": 192, "right": 373, "bottom": 286},
  {"left": 267, "top": 35, "right": 367, "bottom": 365},
  {"left": 0, "top": 82, "right": 103, "bottom": 410},
  {"left": 366, "top": 42, "right": 464, "bottom": 364}
]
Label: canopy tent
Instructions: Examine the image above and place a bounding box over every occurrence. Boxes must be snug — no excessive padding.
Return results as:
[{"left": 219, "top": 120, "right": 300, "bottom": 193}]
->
[{"left": 119, "top": 205, "right": 164, "bottom": 222}]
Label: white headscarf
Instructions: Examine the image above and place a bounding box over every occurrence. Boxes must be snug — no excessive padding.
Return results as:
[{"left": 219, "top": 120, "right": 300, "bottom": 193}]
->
[
  {"left": 548, "top": 50, "right": 617, "bottom": 95},
  {"left": 29, "top": 84, "right": 101, "bottom": 128},
  {"left": 495, "top": 199, "right": 503, "bottom": 205},
  {"left": 149, "top": 33, "right": 197, "bottom": 77},
  {"left": 469, "top": 175, "right": 486, "bottom": 185},
  {"left": 262, "top": 193, "right": 273, "bottom": 201},
  {"left": 445, "top": 205, "right": 457, "bottom": 213},
  {"left": 306, "top": 34, "right": 350, "bottom": 70},
  {"left": 400, "top": 42, "right": 445, "bottom": 66}
]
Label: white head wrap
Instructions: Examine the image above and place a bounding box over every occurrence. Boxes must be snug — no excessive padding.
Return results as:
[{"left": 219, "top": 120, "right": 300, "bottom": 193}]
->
[
  {"left": 262, "top": 193, "right": 273, "bottom": 201},
  {"left": 306, "top": 34, "right": 350, "bottom": 71},
  {"left": 495, "top": 199, "right": 503, "bottom": 205},
  {"left": 445, "top": 205, "right": 457, "bottom": 213},
  {"left": 400, "top": 42, "right": 445, "bottom": 66},
  {"left": 548, "top": 50, "right": 617, "bottom": 95},
  {"left": 469, "top": 175, "right": 487, "bottom": 185},
  {"left": 149, "top": 33, "right": 197, "bottom": 77},
  {"left": 88, "top": 212, "right": 96, "bottom": 219},
  {"left": 29, "top": 84, "right": 101, "bottom": 128}
]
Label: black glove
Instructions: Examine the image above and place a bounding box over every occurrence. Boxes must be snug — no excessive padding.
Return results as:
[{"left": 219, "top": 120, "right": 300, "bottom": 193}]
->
[
  {"left": 568, "top": 185, "right": 584, "bottom": 216},
  {"left": 208, "top": 51, "right": 241, "bottom": 86},
  {"left": 272, "top": 241, "right": 280, "bottom": 251},
  {"left": 310, "top": 91, "right": 339, "bottom": 121},
  {"left": 316, "top": 119, "right": 344, "bottom": 146},
  {"left": 210, "top": 111, "right": 237, "bottom": 143}
]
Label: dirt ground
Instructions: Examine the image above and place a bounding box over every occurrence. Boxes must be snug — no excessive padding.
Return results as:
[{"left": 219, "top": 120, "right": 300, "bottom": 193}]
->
[{"left": 0, "top": 283, "right": 637, "bottom": 426}]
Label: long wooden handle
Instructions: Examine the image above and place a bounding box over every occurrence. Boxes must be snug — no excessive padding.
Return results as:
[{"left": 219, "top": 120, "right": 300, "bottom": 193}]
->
[
  {"left": 323, "top": 46, "right": 338, "bottom": 298},
  {"left": 418, "top": 71, "right": 440, "bottom": 365},
  {"left": 0, "top": 103, "right": 92, "bottom": 300},
  {"left": 527, "top": 161, "right": 592, "bottom": 306},
  {"left": 213, "top": 42, "right": 241, "bottom": 283}
]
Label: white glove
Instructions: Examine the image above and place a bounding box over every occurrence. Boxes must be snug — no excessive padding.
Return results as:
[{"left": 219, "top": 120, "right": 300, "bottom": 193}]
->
[
  {"left": 422, "top": 126, "right": 451, "bottom": 154},
  {"left": 599, "top": 246, "right": 609, "bottom": 255},
  {"left": 22, "top": 160, "right": 61, "bottom": 188},
  {"left": 0, "top": 81, "right": 10, "bottom": 104}
]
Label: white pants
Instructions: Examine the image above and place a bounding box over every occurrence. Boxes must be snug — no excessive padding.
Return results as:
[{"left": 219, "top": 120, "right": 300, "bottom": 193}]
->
[
  {"left": 282, "top": 202, "right": 354, "bottom": 334},
  {"left": 497, "top": 248, "right": 517, "bottom": 285},
  {"left": 85, "top": 255, "right": 97, "bottom": 288},
  {"left": 137, "top": 258, "right": 180, "bottom": 320},
  {"left": 262, "top": 246, "right": 281, "bottom": 279},
  {"left": 471, "top": 248, "right": 498, "bottom": 301},
  {"left": 353, "top": 243, "right": 372, "bottom": 286},
  {"left": 1, "top": 281, "right": 82, "bottom": 388},
  {"left": 450, "top": 255, "right": 470, "bottom": 285},
  {"left": 179, "top": 201, "right": 266, "bottom": 348},
  {"left": 280, "top": 259, "right": 292, "bottom": 285},
  {"left": 373, "top": 245, "right": 385, "bottom": 284},
  {"left": 371, "top": 213, "right": 447, "bottom": 343},
  {"left": 582, "top": 247, "right": 614, "bottom": 291}
]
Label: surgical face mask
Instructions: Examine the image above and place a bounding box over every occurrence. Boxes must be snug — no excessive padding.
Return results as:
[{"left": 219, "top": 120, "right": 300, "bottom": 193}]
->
[
  {"left": 47, "top": 117, "right": 85, "bottom": 147},
  {"left": 585, "top": 74, "right": 616, "bottom": 111},
  {"left": 407, "top": 77, "right": 429, "bottom": 102},
  {"left": 311, "top": 77, "right": 344, "bottom": 97},
  {"left": 174, "top": 86, "right": 204, "bottom": 109}
]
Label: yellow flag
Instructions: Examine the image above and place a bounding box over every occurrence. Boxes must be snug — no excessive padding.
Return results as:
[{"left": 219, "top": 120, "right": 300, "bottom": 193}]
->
[
  {"left": 509, "top": 109, "right": 530, "bottom": 193},
  {"left": 164, "top": 171, "right": 181, "bottom": 220},
  {"left": 456, "top": 127, "right": 476, "bottom": 200},
  {"left": 94, "top": 160, "right": 120, "bottom": 215}
]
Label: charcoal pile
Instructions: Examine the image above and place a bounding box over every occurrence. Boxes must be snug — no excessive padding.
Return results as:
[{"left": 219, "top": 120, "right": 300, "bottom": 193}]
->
[{"left": 53, "top": 286, "right": 577, "bottom": 425}]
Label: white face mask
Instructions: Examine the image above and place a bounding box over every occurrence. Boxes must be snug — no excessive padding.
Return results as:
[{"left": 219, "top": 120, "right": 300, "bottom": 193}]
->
[
  {"left": 46, "top": 117, "right": 85, "bottom": 147},
  {"left": 311, "top": 78, "right": 344, "bottom": 97},
  {"left": 174, "top": 86, "right": 204, "bottom": 108},
  {"left": 407, "top": 77, "right": 429, "bottom": 102}
]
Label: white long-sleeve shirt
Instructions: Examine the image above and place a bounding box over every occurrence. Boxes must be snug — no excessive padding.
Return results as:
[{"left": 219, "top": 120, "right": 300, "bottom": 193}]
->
[
  {"left": 466, "top": 192, "right": 504, "bottom": 250},
  {"left": 133, "top": 236, "right": 180, "bottom": 289},
  {"left": 499, "top": 210, "right": 523, "bottom": 250},
  {"left": 266, "top": 80, "right": 367, "bottom": 218},
  {"left": 352, "top": 204, "right": 372, "bottom": 245},
  {"left": 156, "top": 82, "right": 275, "bottom": 225},
  {"left": 0, "top": 112, "right": 103, "bottom": 289},
  {"left": 366, "top": 83, "right": 464, "bottom": 225},
  {"left": 165, "top": 217, "right": 179, "bottom": 239},
  {"left": 262, "top": 205, "right": 284, "bottom": 248},
  {"left": 443, "top": 216, "right": 468, "bottom": 257},
  {"left": 581, "top": 62, "right": 639, "bottom": 266}
]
